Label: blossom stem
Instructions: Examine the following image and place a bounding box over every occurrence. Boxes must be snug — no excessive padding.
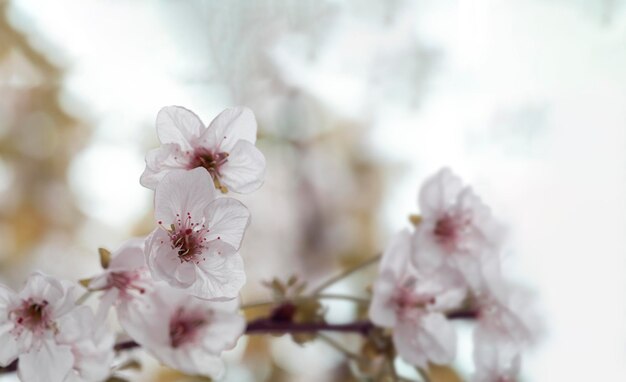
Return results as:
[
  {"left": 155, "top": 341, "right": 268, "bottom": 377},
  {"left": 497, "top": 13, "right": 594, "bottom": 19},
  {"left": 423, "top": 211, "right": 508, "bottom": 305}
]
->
[
  {"left": 417, "top": 367, "right": 431, "bottom": 382},
  {"left": 76, "top": 290, "right": 93, "bottom": 305},
  {"left": 241, "top": 293, "right": 370, "bottom": 310},
  {"left": 309, "top": 254, "right": 382, "bottom": 295},
  {"left": 317, "top": 333, "right": 363, "bottom": 361},
  {"left": 387, "top": 353, "right": 399, "bottom": 382},
  {"left": 315, "top": 293, "right": 370, "bottom": 304}
]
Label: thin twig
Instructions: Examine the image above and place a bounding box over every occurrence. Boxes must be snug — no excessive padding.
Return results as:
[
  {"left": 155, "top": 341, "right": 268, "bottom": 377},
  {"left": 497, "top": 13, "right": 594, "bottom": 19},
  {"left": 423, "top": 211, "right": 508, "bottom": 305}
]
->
[
  {"left": 310, "top": 254, "right": 382, "bottom": 295},
  {"left": 316, "top": 293, "right": 370, "bottom": 304},
  {"left": 241, "top": 293, "right": 371, "bottom": 310},
  {"left": 317, "top": 333, "right": 363, "bottom": 361},
  {"left": 417, "top": 367, "right": 431, "bottom": 382},
  {"left": 76, "top": 291, "right": 92, "bottom": 305}
]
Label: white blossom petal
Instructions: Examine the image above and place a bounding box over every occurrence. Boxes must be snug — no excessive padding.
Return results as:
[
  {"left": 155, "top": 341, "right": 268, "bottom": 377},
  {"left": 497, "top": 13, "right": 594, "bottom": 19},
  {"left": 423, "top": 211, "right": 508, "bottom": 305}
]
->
[
  {"left": 220, "top": 140, "right": 266, "bottom": 193},
  {"left": 0, "top": 322, "right": 18, "bottom": 366},
  {"left": 193, "top": 242, "right": 245, "bottom": 300},
  {"left": 204, "top": 197, "right": 250, "bottom": 250},
  {"left": 206, "top": 106, "right": 257, "bottom": 151},
  {"left": 368, "top": 271, "right": 398, "bottom": 328},
  {"left": 154, "top": 168, "right": 216, "bottom": 224},
  {"left": 200, "top": 306, "right": 246, "bottom": 354},
  {"left": 418, "top": 168, "right": 463, "bottom": 217},
  {"left": 156, "top": 106, "right": 205, "bottom": 150},
  {"left": 108, "top": 238, "right": 146, "bottom": 271},
  {"left": 379, "top": 229, "right": 413, "bottom": 276},
  {"left": 146, "top": 233, "right": 197, "bottom": 289},
  {"left": 140, "top": 145, "right": 182, "bottom": 190},
  {"left": 419, "top": 313, "right": 458, "bottom": 365},
  {"left": 18, "top": 340, "right": 74, "bottom": 382},
  {"left": 119, "top": 286, "right": 239, "bottom": 380},
  {"left": 56, "top": 306, "right": 115, "bottom": 382}
]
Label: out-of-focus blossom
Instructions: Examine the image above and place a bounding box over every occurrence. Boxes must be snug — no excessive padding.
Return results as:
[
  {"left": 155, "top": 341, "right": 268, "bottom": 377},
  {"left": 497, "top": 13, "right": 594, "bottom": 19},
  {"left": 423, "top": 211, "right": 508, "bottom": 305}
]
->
[
  {"left": 369, "top": 229, "right": 466, "bottom": 368},
  {"left": 472, "top": 274, "right": 540, "bottom": 382},
  {"left": 0, "top": 272, "right": 113, "bottom": 382},
  {"left": 118, "top": 286, "right": 245, "bottom": 380},
  {"left": 145, "top": 168, "right": 248, "bottom": 300},
  {"left": 412, "top": 168, "right": 503, "bottom": 292},
  {"left": 87, "top": 238, "right": 152, "bottom": 321},
  {"left": 472, "top": 323, "right": 521, "bottom": 382},
  {"left": 55, "top": 306, "right": 115, "bottom": 382},
  {"left": 140, "top": 105, "right": 265, "bottom": 194}
]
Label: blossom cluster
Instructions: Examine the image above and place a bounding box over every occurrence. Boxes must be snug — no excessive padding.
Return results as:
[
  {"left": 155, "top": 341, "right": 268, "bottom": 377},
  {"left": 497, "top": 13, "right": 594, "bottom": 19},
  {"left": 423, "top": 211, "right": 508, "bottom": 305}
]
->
[
  {"left": 369, "top": 169, "right": 538, "bottom": 381},
  {"left": 0, "top": 105, "right": 538, "bottom": 382},
  {"left": 0, "top": 106, "right": 265, "bottom": 381}
]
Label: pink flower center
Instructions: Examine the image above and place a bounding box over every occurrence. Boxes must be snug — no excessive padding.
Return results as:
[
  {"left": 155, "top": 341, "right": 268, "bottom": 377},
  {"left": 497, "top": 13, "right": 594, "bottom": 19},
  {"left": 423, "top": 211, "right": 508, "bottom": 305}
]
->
[
  {"left": 10, "top": 298, "right": 52, "bottom": 335},
  {"left": 391, "top": 278, "right": 435, "bottom": 319},
  {"left": 162, "top": 212, "right": 210, "bottom": 263},
  {"left": 168, "top": 307, "right": 211, "bottom": 348},
  {"left": 433, "top": 213, "right": 470, "bottom": 252},
  {"left": 108, "top": 271, "right": 146, "bottom": 296},
  {"left": 188, "top": 148, "right": 229, "bottom": 180}
]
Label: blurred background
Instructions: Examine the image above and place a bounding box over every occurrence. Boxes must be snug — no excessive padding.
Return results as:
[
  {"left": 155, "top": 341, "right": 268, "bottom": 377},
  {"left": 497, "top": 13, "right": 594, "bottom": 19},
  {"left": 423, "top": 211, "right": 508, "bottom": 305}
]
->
[{"left": 0, "top": 0, "right": 625, "bottom": 380}]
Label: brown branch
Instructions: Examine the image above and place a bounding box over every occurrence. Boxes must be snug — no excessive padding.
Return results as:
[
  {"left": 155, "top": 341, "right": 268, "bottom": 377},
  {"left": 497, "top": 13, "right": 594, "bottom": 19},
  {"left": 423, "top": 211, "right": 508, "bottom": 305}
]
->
[{"left": 0, "top": 310, "right": 478, "bottom": 375}]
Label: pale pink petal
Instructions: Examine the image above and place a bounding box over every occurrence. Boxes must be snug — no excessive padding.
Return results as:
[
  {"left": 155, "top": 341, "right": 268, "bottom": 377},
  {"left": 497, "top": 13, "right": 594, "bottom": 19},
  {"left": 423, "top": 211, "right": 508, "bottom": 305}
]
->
[
  {"left": 87, "top": 274, "right": 108, "bottom": 290},
  {"left": 206, "top": 106, "right": 257, "bottom": 152},
  {"left": 55, "top": 306, "right": 115, "bottom": 382},
  {"left": 450, "top": 253, "right": 484, "bottom": 292},
  {"left": 368, "top": 271, "right": 397, "bottom": 328},
  {"left": 380, "top": 229, "right": 413, "bottom": 276},
  {"left": 148, "top": 239, "right": 197, "bottom": 289},
  {"left": 200, "top": 307, "right": 245, "bottom": 354},
  {"left": 418, "top": 168, "right": 463, "bottom": 218},
  {"left": 154, "top": 168, "right": 216, "bottom": 225},
  {"left": 473, "top": 324, "right": 521, "bottom": 382},
  {"left": 193, "top": 242, "right": 245, "bottom": 300},
  {"left": 0, "top": 322, "right": 19, "bottom": 366},
  {"left": 418, "top": 312, "right": 457, "bottom": 365},
  {"left": 393, "top": 321, "right": 428, "bottom": 368},
  {"left": 95, "top": 288, "right": 119, "bottom": 324},
  {"left": 156, "top": 106, "right": 205, "bottom": 150},
  {"left": 160, "top": 346, "right": 225, "bottom": 380},
  {"left": 394, "top": 313, "right": 456, "bottom": 368},
  {"left": 20, "top": 272, "right": 76, "bottom": 318},
  {"left": 18, "top": 340, "right": 74, "bottom": 382},
  {"left": 412, "top": 225, "right": 446, "bottom": 274},
  {"left": 204, "top": 197, "right": 250, "bottom": 249},
  {"left": 0, "top": 284, "right": 16, "bottom": 309},
  {"left": 119, "top": 287, "right": 228, "bottom": 380},
  {"left": 220, "top": 140, "right": 265, "bottom": 193},
  {"left": 140, "top": 145, "right": 182, "bottom": 190},
  {"left": 108, "top": 237, "right": 146, "bottom": 271},
  {"left": 187, "top": 349, "right": 226, "bottom": 379},
  {"left": 146, "top": 230, "right": 186, "bottom": 286},
  {"left": 118, "top": 288, "right": 175, "bottom": 349},
  {"left": 20, "top": 272, "right": 63, "bottom": 303}
]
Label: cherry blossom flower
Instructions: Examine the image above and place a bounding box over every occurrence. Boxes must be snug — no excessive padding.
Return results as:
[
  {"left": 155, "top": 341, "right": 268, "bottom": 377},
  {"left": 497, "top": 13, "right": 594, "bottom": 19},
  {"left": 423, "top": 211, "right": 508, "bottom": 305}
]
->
[
  {"left": 140, "top": 105, "right": 266, "bottom": 194},
  {"left": 54, "top": 306, "right": 115, "bottom": 382},
  {"left": 118, "top": 286, "right": 245, "bottom": 380},
  {"left": 471, "top": 274, "right": 540, "bottom": 382},
  {"left": 412, "top": 168, "right": 504, "bottom": 292},
  {"left": 0, "top": 272, "right": 113, "bottom": 382},
  {"left": 145, "top": 168, "right": 248, "bottom": 300},
  {"left": 369, "top": 230, "right": 466, "bottom": 368},
  {"left": 87, "top": 238, "right": 153, "bottom": 321}
]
